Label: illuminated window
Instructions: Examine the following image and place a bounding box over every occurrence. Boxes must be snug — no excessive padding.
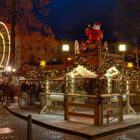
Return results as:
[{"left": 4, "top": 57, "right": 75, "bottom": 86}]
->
[
  {"left": 119, "top": 44, "right": 126, "bottom": 52},
  {"left": 36, "top": 46, "right": 40, "bottom": 50},
  {"left": 29, "top": 46, "right": 32, "bottom": 50},
  {"left": 62, "top": 44, "right": 69, "bottom": 52}
]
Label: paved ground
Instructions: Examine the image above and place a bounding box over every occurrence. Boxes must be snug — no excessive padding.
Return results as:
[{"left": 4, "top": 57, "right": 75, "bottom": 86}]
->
[
  {"left": 6, "top": 102, "right": 140, "bottom": 139},
  {"left": 1, "top": 104, "right": 140, "bottom": 140},
  {"left": 94, "top": 126, "right": 140, "bottom": 140},
  {"left": 0, "top": 106, "right": 87, "bottom": 140}
]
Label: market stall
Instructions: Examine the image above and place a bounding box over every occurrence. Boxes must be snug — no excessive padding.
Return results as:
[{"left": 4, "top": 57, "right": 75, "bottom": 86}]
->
[
  {"left": 64, "top": 65, "right": 104, "bottom": 125},
  {"left": 40, "top": 77, "right": 65, "bottom": 113}
]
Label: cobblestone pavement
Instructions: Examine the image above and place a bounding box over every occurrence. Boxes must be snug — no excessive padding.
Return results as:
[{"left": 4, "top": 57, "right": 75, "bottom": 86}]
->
[
  {"left": 0, "top": 106, "right": 87, "bottom": 140},
  {"left": 1, "top": 105, "right": 140, "bottom": 140},
  {"left": 94, "top": 126, "right": 140, "bottom": 140}
]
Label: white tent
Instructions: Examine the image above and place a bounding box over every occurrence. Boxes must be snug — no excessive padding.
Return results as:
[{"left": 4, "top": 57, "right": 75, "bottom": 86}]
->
[
  {"left": 105, "top": 66, "right": 119, "bottom": 94},
  {"left": 105, "top": 66, "right": 119, "bottom": 77},
  {"left": 67, "top": 65, "right": 97, "bottom": 78}
]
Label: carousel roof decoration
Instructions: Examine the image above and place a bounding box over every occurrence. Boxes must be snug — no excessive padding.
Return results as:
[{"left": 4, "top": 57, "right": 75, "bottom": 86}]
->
[
  {"left": 25, "top": 55, "right": 98, "bottom": 79},
  {"left": 98, "top": 58, "right": 140, "bottom": 79},
  {"left": 67, "top": 65, "right": 97, "bottom": 78},
  {"left": 97, "top": 58, "right": 120, "bottom": 76},
  {"left": 24, "top": 62, "right": 140, "bottom": 80},
  {"left": 125, "top": 65, "right": 140, "bottom": 79},
  {"left": 105, "top": 66, "right": 119, "bottom": 77},
  {"left": 66, "top": 56, "right": 97, "bottom": 74},
  {"left": 25, "top": 55, "right": 119, "bottom": 79},
  {"left": 25, "top": 66, "right": 66, "bottom": 79}
]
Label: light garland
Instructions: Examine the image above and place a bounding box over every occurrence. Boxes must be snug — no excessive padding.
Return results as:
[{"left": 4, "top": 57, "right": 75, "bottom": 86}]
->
[
  {"left": 0, "top": 22, "right": 11, "bottom": 72},
  {"left": 24, "top": 52, "right": 140, "bottom": 81},
  {"left": 0, "top": 33, "right": 6, "bottom": 67}
]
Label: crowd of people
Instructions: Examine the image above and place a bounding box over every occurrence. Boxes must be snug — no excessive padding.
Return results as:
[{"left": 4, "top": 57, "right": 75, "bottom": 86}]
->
[
  {"left": 0, "top": 80, "right": 46, "bottom": 106},
  {"left": 20, "top": 81, "right": 45, "bottom": 105},
  {"left": 0, "top": 79, "right": 66, "bottom": 107},
  {"left": 0, "top": 81, "right": 18, "bottom": 105}
]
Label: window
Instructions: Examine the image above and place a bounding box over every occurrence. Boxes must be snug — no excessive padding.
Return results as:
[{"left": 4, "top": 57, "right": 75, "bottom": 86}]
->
[
  {"left": 36, "top": 46, "right": 40, "bottom": 50},
  {"left": 44, "top": 46, "right": 48, "bottom": 51},
  {"left": 28, "top": 55, "right": 37, "bottom": 66},
  {"left": 29, "top": 46, "right": 32, "bottom": 50}
]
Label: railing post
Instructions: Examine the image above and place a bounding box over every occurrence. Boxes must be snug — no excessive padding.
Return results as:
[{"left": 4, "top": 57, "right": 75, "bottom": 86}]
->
[
  {"left": 118, "top": 73, "right": 124, "bottom": 122},
  {"left": 27, "top": 114, "right": 32, "bottom": 140},
  {"left": 64, "top": 94, "right": 69, "bottom": 120}
]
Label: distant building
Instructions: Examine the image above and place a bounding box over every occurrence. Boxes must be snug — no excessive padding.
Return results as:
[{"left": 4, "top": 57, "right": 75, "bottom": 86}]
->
[{"left": 15, "top": 32, "right": 58, "bottom": 72}]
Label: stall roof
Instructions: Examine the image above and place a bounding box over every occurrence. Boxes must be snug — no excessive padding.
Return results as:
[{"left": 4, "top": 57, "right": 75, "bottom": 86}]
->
[
  {"left": 19, "top": 77, "right": 64, "bottom": 81},
  {"left": 67, "top": 65, "right": 97, "bottom": 78},
  {"left": 105, "top": 66, "right": 119, "bottom": 77}
]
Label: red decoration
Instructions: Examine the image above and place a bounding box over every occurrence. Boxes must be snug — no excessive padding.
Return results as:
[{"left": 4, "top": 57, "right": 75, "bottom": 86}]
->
[{"left": 85, "top": 22, "right": 103, "bottom": 44}]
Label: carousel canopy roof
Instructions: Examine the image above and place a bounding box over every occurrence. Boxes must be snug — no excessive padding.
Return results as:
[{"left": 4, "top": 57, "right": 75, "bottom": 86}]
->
[{"left": 67, "top": 65, "right": 97, "bottom": 78}]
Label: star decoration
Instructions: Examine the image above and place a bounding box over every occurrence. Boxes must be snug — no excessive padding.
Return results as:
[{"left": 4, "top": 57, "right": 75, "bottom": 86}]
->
[
  {"left": 40, "top": 60, "right": 46, "bottom": 67},
  {"left": 127, "top": 62, "right": 133, "bottom": 68}
]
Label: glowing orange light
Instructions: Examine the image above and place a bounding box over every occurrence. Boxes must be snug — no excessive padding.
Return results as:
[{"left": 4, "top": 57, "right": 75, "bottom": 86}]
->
[{"left": 67, "top": 57, "right": 72, "bottom": 60}]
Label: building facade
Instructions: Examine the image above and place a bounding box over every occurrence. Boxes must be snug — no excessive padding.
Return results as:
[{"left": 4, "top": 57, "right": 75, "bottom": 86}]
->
[{"left": 15, "top": 32, "right": 58, "bottom": 72}]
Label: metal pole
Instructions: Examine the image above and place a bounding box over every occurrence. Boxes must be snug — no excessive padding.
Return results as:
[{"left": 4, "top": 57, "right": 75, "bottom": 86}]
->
[
  {"left": 118, "top": 73, "right": 124, "bottom": 121},
  {"left": 45, "top": 78, "right": 49, "bottom": 112},
  {"left": 136, "top": 47, "right": 139, "bottom": 68},
  {"left": 27, "top": 114, "right": 32, "bottom": 140},
  {"left": 99, "top": 42, "right": 102, "bottom": 68},
  {"left": 118, "top": 52, "right": 125, "bottom": 122},
  {"left": 122, "top": 52, "right": 125, "bottom": 68}
]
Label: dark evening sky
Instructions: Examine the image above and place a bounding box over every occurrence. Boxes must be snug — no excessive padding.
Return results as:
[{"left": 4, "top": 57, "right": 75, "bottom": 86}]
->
[{"left": 47, "top": 0, "right": 117, "bottom": 41}]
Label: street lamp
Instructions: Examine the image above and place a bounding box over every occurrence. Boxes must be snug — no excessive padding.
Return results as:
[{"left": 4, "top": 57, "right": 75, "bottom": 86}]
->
[
  {"left": 62, "top": 44, "right": 69, "bottom": 52},
  {"left": 12, "top": 68, "right": 16, "bottom": 72},
  {"left": 118, "top": 44, "right": 126, "bottom": 122},
  {"left": 6, "top": 66, "right": 16, "bottom": 82},
  {"left": 119, "top": 44, "right": 126, "bottom": 68},
  {"left": 62, "top": 44, "right": 70, "bottom": 63},
  {"left": 6, "top": 66, "right": 16, "bottom": 73},
  {"left": 6, "top": 66, "right": 12, "bottom": 72}
]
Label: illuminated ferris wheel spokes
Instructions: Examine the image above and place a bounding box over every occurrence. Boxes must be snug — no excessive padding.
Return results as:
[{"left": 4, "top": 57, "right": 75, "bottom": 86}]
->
[{"left": 0, "top": 22, "right": 11, "bottom": 72}]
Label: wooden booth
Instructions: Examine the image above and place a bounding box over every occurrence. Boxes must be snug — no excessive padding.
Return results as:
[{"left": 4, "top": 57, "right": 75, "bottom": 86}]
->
[
  {"left": 103, "top": 66, "right": 137, "bottom": 124},
  {"left": 64, "top": 65, "right": 105, "bottom": 125},
  {"left": 24, "top": 65, "right": 139, "bottom": 126},
  {"left": 40, "top": 77, "right": 65, "bottom": 113},
  {"left": 64, "top": 65, "right": 138, "bottom": 125}
]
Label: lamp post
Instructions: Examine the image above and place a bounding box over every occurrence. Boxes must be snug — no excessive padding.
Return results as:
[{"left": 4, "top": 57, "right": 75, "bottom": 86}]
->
[
  {"left": 118, "top": 44, "right": 126, "bottom": 121},
  {"left": 119, "top": 44, "right": 126, "bottom": 68},
  {"left": 5, "top": 66, "right": 16, "bottom": 105},
  {"left": 62, "top": 44, "right": 70, "bottom": 64},
  {"left": 6, "top": 66, "right": 12, "bottom": 82},
  {"left": 6, "top": 66, "right": 16, "bottom": 82},
  {"left": 6, "top": 66, "right": 12, "bottom": 72}
]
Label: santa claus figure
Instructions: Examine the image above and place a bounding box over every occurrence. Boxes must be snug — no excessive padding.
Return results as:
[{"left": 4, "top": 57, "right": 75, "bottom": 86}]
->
[{"left": 85, "top": 22, "right": 103, "bottom": 44}]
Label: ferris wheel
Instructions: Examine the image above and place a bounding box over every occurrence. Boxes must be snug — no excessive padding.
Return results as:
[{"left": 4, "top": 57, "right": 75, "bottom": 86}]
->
[{"left": 0, "top": 22, "right": 11, "bottom": 72}]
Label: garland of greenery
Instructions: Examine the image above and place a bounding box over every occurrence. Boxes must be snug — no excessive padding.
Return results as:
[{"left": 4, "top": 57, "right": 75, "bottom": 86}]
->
[{"left": 24, "top": 54, "right": 140, "bottom": 80}]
